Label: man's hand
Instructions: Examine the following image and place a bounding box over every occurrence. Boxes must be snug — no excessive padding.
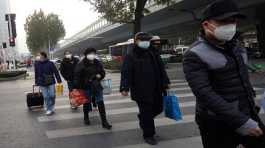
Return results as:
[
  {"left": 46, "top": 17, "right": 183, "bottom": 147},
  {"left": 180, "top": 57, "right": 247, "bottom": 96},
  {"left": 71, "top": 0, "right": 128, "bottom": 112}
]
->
[
  {"left": 248, "top": 127, "right": 264, "bottom": 137},
  {"left": 121, "top": 91, "right": 129, "bottom": 96}
]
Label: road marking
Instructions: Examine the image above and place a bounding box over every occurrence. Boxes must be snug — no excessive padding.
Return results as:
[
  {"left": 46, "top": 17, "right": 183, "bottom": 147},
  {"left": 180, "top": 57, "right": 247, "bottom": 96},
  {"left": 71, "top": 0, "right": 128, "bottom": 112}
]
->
[
  {"left": 116, "top": 136, "right": 202, "bottom": 148},
  {"left": 111, "top": 85, "right": 190, "bottom": 92},
  {"left": 46, "top": 115, "right": 195, "bottom": 139},
  {"left": 55, "top": 89, "right": 195, "bottom": 102},
  {"left": 111, "top": 80, "right": 188, "bottom": 89},
  {"left": 38, "top": 101, "right": 196, "bottom": 122}
]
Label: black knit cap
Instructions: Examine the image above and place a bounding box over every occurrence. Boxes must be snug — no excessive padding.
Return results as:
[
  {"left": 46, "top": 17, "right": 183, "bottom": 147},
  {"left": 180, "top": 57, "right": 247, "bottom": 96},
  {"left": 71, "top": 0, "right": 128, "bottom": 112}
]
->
[
  {"left": 135, "top": 32, "right": 152, "bottom": 41},
  {"left": 202, "top": 0, "right": 246, "bottom": 21},
  {"left": 84, "top": 47, "right": 96, "bottom": 55}
]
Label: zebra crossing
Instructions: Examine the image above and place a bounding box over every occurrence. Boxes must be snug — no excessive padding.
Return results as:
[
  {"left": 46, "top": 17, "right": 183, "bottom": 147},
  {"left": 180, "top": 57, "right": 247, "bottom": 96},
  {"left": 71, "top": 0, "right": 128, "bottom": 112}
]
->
[{"left": 35, "top": 74, "right": 265, "bottom": 147}]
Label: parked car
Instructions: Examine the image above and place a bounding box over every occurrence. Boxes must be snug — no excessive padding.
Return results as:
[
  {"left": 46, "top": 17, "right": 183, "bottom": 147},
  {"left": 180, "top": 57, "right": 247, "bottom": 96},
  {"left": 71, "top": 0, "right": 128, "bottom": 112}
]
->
[
  {"left": 99, "top": 55, "right": 112, "bottom": 62},
  {"left": 173, "top": 46, "right": 189, "bottom": 55}
]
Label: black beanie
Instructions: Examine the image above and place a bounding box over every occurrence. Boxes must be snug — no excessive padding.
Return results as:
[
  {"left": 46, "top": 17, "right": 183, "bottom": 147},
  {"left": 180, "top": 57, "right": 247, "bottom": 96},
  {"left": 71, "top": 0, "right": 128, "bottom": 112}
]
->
[{"left": 84, "top": 47, "right": 96, "bottom": 56}]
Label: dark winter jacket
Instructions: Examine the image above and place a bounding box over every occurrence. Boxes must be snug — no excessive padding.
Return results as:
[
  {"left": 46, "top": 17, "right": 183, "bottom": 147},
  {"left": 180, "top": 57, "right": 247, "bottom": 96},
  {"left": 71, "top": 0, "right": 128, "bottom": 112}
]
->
[
  {"left": 120, "top": 45, "right": 170, "bottom": 103},
  {"left": 34, "top": 60, "right": 62, "bottom": 86},
  {"left": 60, "top": 57, "right": 79, "bottom": 81},
  {"left": 183, "top": 36, "right": 258, "bottom": 130},
  {"left": 74, "top": 58, "right": 105, "bottom": 91}
]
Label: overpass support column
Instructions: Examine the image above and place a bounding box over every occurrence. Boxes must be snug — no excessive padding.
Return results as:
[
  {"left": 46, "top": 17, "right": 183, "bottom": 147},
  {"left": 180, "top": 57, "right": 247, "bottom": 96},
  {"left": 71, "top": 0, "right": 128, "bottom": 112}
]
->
[
  {"left": 256, "top": 21, "right": 265, "bottom": 56},
  {"left": 256, "top": 4, "right": 265, "bottom": 56}
]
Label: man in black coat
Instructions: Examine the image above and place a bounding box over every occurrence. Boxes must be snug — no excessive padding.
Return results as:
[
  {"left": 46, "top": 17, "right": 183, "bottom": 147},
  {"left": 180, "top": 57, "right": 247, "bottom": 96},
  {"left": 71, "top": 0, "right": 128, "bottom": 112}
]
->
[
  {"left": 183, "top": 0, "right": 265, "bottom": 147},
  {"left": 60, "top": 50, "right": 79, "bottom": 109},
  {"left": 120, "top": 32, "right": 170, "bottom": 145}
]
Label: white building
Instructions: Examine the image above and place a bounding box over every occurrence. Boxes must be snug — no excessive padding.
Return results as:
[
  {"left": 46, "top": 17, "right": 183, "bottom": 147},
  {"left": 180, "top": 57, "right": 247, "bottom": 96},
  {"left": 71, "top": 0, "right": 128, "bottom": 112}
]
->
[{"left": 0, "top": 0, "right": 10, "bottom": 63}]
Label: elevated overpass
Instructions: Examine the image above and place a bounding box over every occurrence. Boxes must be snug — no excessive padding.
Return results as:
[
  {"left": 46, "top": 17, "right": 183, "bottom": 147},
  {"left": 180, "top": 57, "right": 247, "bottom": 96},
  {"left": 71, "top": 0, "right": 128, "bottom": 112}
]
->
[{"left": 54, "top": 0, "right": 265, "bottom": 57}]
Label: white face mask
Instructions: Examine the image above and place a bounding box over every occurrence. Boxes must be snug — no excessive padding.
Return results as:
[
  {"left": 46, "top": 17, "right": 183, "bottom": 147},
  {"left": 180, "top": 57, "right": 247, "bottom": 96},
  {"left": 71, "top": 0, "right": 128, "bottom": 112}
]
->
[
  {"left": 137, "top": 41, "right": 150, "bottom": 49},
  {"left": 36, "top": 56, "right": 41, "bottom": 61},
  {"left": 86, "top": 54, "right": 96, "bottom": 60},
  {"left": 65, "top": 54, "right": 72, "bottom": 59},
  {"left": 211, "top": 23, "right": 237, "bottom": 41}
]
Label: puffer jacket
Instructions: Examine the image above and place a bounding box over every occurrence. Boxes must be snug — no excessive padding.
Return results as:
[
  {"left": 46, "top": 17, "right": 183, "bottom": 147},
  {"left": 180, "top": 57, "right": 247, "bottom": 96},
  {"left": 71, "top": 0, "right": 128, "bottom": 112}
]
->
[
  {"left": 120, "top": 45, "right": 170, "bottom": 103},
  {"left": 73, "top": 58, "right": 105, "bottom": 90},
  {"left": 34, "top": 60, "right": 62, "bottom": 86},
  {"left": 60, "top": 57, "right": 79, "bottom": 81},
  {"left": 183, "top": 36, "right": 257, "bottom": 130}
]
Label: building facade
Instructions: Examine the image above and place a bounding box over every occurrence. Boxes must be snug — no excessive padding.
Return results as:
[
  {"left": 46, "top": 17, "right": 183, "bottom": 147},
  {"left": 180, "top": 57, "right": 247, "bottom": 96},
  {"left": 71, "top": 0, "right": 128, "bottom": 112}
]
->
[{"left": 0, "top": 0, "right": 10, "bottom": 63}]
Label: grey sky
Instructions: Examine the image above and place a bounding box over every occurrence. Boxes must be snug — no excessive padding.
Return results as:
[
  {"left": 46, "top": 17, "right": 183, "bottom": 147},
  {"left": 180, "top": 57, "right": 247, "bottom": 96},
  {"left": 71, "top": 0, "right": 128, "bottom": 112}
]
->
[{"left": 10, "top": 0, "right": 99, "bottom": 53}]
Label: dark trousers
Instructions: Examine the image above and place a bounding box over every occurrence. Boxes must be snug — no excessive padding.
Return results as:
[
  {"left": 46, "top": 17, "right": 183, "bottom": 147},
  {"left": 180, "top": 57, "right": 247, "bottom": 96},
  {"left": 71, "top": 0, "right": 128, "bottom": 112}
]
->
[
  {"left": 136, "top": 96, "right": 163, "bottom": 138},
  {"left": 67, "top": 81, "right": 74, "bottom": 92},
  {"left": 199, "top": 117, "right": 265, "bottom": 148}
]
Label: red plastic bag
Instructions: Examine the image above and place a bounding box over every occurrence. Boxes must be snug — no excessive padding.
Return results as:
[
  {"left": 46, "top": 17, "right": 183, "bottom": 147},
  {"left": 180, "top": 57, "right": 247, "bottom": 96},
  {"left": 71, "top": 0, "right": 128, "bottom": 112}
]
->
[{"left": 69, "top": 90, "right": 90, "bottom": 107}]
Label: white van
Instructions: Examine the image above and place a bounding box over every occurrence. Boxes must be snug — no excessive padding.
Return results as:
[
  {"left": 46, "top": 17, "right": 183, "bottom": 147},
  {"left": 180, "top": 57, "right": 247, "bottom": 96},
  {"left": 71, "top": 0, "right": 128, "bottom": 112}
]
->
[{"left": 173, "top": 46, "right": 189, "bottom": 55}]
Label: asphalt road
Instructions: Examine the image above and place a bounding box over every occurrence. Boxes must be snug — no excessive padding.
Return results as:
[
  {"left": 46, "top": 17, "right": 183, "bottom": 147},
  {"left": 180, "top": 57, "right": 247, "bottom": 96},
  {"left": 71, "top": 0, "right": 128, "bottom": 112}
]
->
[{"left": 0, "top": 65, "right": 265, "bottom": 148}]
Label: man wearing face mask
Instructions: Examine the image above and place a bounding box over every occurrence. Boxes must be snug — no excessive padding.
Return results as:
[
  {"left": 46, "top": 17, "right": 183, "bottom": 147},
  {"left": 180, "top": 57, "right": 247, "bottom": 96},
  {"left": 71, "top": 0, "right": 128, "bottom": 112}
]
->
[
  {"left": 120, "top": 32, "right": 170, "bottom": 145},
  {"left": 183, "top": 0, "right": 265, "bottom": 147},
  {"left": 151, "top": 36, "right": 162, "bottom": 53},
  {"left": 60, "top": 50, "right": 79, "bottom": 109},
  {"left": 74, "top": 48, "right": 112, "bottom": 129}
]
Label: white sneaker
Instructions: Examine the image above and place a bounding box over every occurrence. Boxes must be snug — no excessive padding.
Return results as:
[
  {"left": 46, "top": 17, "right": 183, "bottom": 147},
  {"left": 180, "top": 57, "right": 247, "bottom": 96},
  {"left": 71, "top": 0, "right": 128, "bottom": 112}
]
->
[{"left": 46, "top": 110, "right": 53, "bottom": 116}]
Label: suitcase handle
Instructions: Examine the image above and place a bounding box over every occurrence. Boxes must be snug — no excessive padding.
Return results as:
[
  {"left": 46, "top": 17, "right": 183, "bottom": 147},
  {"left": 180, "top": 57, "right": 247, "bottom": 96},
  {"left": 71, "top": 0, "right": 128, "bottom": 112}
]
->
[{"left": 32, "top": 85, "right": 41, "bottom": 94}]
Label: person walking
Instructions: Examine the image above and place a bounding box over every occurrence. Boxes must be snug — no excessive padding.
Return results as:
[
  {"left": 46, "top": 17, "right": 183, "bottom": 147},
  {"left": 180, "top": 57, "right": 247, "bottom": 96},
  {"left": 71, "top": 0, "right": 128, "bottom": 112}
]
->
[
  {"left": 120, "top": 32, "right": 170, "bottom": 145},
  {"left": 73, "top": 47, "right": 112, "bottom": 129},
  {"left": 183, "top": 0, "right": 265, "bottom": 147},
  {"left": 35, "top": 51, "right": 62, "bottom": 116},
  {"left": 60, "top": 50, "right": 79, "bottom": 110}
]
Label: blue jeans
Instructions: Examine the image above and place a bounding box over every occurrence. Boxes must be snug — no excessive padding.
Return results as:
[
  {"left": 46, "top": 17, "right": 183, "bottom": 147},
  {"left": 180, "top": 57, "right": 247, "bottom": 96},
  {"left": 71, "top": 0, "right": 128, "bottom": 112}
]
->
[{"left": 40, "top": 84, "right": 56, "bottom": 111}]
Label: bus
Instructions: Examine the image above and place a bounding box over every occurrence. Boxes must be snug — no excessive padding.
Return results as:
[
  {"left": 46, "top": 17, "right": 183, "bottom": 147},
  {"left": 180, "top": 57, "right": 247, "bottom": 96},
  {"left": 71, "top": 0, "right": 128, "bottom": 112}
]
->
[
  {"left": 109, "top": 38, "right": 170, "bottom": 63},
  {"left": 109, "top": 39, "right": 134, "bottom": 62}
]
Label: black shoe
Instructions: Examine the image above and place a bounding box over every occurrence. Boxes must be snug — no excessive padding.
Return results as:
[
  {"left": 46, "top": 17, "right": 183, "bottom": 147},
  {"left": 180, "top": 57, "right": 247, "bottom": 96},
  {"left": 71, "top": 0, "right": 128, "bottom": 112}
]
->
[
  {"left": 71, "top": 106, "right": 78, "bottom": 110},
  {"left": 102, "top": 122, "right": 112, "bottom": 130},
  {"left": 98, "top": 101, "right": 112, "bottom": 130},
  {"left": 84, "top": 118, "right": 90, "bottom": 125},
  {"left": 144, "top": 137, "right": 158, "bottom": 145}
]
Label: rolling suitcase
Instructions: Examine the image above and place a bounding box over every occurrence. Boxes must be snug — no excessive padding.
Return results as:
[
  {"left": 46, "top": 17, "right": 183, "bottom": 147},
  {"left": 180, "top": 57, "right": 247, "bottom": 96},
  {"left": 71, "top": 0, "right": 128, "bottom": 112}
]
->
[{"left": 26, "top": 85, "right": 44, "bottom": 110}]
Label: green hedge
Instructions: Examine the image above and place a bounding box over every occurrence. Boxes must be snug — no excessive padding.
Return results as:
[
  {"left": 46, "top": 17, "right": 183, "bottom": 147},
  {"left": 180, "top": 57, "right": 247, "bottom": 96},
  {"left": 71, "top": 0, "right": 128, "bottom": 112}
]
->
[
  {"left": 103, "top": 60, "right": 122, "bottom": 70},
  {"left": 0, "top": 71, "right": 27, "bottom": 78}
]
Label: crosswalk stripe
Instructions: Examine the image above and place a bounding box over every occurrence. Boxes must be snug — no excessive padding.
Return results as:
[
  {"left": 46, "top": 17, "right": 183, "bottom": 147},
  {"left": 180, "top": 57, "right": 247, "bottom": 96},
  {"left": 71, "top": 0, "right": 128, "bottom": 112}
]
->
[
  {"left": 111, "top": 80, "right": 188, "bottom": 88},
  {"left": 112, "top": 83, "right": 191, "bottom": 92},
  {"left": 46, "top": 115, "right": 195, "bottom": 139},
  {"left": 116, "top": 136, "right": 202, "bottom": 148},
  {"left": 40, "top": 95, "right": 264, "bottom": 122},
  {"left": 54, "top": 98, "right": 195, "bottom": 110},
  {"left": 56, "top": 90, "right": 264, "bottom": 103},
  {"left": 38, "top": 101, "right": 196, "bottom": 122},
  {"left": 44, "top": 111, "right": 265, "bottom": 139},
  {"left": 56, "top": 93, "right": 194, "bottom": 102}
]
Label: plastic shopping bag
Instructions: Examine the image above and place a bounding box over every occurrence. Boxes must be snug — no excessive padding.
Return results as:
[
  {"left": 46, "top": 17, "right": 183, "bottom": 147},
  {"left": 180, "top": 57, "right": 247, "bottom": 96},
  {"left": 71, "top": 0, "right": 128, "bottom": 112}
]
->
[
  {"left": 69, "top": 89, "right": 90, "bottom": 107},
  {"left": 56, "top": 83, "right": 63, "bottom": 96},
  {"left": 163, "top": 90, "right": 182, "bottom": 121},
  {"left": 101, "top": 79, "right": 112, "bottom": 95}
]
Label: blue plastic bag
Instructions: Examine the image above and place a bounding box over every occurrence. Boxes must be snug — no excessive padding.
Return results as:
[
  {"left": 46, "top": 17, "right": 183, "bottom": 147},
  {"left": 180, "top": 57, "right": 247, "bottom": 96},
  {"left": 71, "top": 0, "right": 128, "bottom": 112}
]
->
[
  {"left": 101, "top": 79, "right": 112, "bottom": 95},
  {"left": 163, "top": 91, "right": 182, "bottom": 121}
]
